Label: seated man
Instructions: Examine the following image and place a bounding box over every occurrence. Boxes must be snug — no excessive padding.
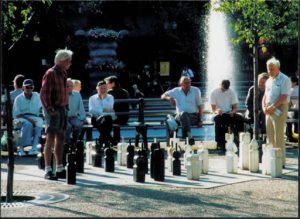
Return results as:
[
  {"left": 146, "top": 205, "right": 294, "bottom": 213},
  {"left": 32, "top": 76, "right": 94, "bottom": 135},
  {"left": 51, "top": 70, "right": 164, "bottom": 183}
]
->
[
  {"left": 161, "top": 76, "right": 203, "bottom": 139},
  {"left": 105, "top": 76, "right": 130, "bottom": 142},
  {"left": 65, "top": 79, "right": 86, "bottom": 144},
  {"left": 13, "top": 79, "right": 43, "bottom": 156},
  {"left": 210, "top": 80, "right": 244, "bottom": 151},
  {"left": 89, "top": 80, "right": 116, "bottom": 146},
  {"left": 72, "top": 79, "right": 82, "bottom": 92},
  {"left": 245, "top": 72, "right": 269, "bottom": 137}
]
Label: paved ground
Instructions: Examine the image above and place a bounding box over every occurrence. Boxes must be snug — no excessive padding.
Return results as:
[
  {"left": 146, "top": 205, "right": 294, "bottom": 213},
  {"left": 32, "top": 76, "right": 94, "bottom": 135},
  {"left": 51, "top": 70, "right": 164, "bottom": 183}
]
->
[{"left": 0, "top": 146, "right": 299, "bottom": 217}]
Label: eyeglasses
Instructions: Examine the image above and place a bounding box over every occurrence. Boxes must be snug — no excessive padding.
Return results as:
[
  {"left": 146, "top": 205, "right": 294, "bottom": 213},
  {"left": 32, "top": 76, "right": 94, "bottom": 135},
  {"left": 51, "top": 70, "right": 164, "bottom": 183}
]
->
[{"left": 25, "top": 86, "right": 34, "bottom": 89}]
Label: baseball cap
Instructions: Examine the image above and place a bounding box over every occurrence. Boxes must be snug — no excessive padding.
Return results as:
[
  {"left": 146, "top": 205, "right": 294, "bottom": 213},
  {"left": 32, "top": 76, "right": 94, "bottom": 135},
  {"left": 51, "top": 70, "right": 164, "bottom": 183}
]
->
[{"left": 23, "top": 79, "right": 34, "bottom": 86}]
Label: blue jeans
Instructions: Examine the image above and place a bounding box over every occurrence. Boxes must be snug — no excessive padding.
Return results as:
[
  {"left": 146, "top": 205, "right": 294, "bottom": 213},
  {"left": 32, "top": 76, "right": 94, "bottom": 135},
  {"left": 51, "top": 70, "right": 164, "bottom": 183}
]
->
[
  {"left": 14, "top": 117, "right": 43, "bottom": 150},
  {"left": 65, "top": 117, "right": 84, "bottom": 143}
]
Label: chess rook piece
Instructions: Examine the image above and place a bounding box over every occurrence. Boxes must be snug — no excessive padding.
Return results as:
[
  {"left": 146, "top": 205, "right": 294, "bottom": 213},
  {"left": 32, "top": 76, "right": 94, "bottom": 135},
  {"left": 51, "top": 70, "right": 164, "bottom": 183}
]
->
[
  {"left": 150, "top": 138, "right": 160, "bottom": 178},
  {"left": 239, "top": 132, "right": 251, "bottom": 170},
  {"left": 104, "top": 143, "right": 115, "bottom": 172},
  {"left": 126, "top": 139, "right": 135, "bottom": 168}
]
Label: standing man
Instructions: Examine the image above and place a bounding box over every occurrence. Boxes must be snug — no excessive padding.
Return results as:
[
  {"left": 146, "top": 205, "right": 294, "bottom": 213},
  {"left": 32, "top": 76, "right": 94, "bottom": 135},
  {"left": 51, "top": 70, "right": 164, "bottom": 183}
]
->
[
  {"left": 245, "top": 72, "right": 269, "bottom": 136},
  {"left": 65, "top": 79, "right": 86, "bottom": 144},
  {"left": 161, "top": 76, "right": 203, "bottom": 139},
  {"left": 40, "top": 49, "right": 73, "bottom": 180},
  {"left": 262, "top": 57, "right": 291, "bottom": 167},
  {"left": 105, "top": 75, "right": 130, "bottom": 142},
  {"left": 210, "top": 80, "right": 244, "bottom": 151},
  {"left": 13, "top": 79, "right": 43, "bottom": 156}
]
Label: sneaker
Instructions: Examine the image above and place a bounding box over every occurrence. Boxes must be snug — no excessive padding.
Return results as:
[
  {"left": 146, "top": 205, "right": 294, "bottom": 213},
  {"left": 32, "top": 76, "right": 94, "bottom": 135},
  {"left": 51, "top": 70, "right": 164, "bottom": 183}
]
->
[
  {"left": 18, "top": 150, "right": 26, "bottom": 157},
  {"left": 44, "top": 171, "right": 58, "bottom": 180},
  {"left": 56, "top": 169, "right": 66, "bottom": 179},
  {"left": 28, "top": 149, "right": 38, "bottom": 156}
]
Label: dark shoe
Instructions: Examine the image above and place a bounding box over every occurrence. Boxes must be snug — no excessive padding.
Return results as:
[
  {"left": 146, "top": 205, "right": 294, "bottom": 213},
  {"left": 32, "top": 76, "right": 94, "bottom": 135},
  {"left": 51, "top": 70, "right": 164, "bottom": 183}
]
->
[
  {"left": 44, "top": 171, "right": 58, "bottom": 180},
  {"left": 56, "top": 169, "right": 66, "bottom": 179}
]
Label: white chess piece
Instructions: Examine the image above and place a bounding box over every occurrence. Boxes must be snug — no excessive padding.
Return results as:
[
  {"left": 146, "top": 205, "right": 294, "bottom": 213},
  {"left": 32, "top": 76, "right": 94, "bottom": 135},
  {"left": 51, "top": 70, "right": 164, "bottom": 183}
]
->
[
  {"left": 239, "top": 132, "right": 251, "bottom": 170},
  {"left": 249, "top": 138, "right": 259, "bottom": 173},
  {"left": 225, "top": 133, "right": 238, "bottom": 173}
]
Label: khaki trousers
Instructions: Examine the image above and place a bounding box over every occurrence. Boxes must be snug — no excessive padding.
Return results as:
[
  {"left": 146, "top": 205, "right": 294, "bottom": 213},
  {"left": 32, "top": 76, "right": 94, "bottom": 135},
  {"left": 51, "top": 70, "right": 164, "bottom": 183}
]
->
[{"left": 266, "top": 102, "right": 288, "bottom": 165}]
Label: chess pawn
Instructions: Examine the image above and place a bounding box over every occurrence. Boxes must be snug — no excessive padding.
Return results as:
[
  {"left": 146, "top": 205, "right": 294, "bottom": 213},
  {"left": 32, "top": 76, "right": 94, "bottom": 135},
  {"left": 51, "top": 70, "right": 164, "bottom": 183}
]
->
[
  {"left": 133, "top": 150, "right": 146, "bottom": 183},
  {"left": 186, "top": 150, "right": 201, "bottom": 180},
  {"left": 37, "top": 143, "right": 45, "bottom": 170},
  {"left": 198, "top": 148, "right": 208, "bottom": 174},
  {"left": 270, "top": 148, "right": 282, "bottom": 178},
  {"left": 140, "top": 142, "right": 148, "bottom": 174},
  {"left": 152, "top": 142, "right": 165, "bottom": 181},
  {"left": 117, "top": 137, "right": 127, "bottom": 166},
  {"left": 172, "top": 143, "right": 181, "bottom": 176},
  {"left": 239, "top": 132, "right": 251, "bottom": 170},
  {"left": 85, "top": 141, "right": 94, "bottom": 165},
  {"left": 262, "top": 143, "right": 272, "bottom": 175},
  {"left": 225, "top": 133, "right": 238, "bottom": 173},
  {"left": 167, "top": 144, "right": 174, "bottom": 172},
  {"left": 104, "top": 144, "right": 115, "bottom": 172},
  {"left": 126, "top": 139, "right": 135, "bottom": 168},
  {"left": 76, "top": 140, "right": 84, "bottom": 173},
  {"left": 150, "top": 138, "right": 160, "bottom": 178},
  {"left": 249, "top": 138, "right": 259, "bottom": 173},
  {"left": 66, "top": 152, "right": 76, "bottom": 185},
  {"left": 184, "top": 137, "right": 193, "bottom": 168}
]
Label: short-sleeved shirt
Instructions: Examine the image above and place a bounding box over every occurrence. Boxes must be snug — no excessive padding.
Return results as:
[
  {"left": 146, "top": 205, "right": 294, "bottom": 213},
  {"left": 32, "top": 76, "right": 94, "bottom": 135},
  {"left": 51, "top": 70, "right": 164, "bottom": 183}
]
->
[
  {"left": 40, "top": 65, "right": 68, "bottom": 110},
  {"left": 89, "top": 94, "right": 114, "bottom": 118},
  {"left": 68, "top": 91, "right": 86, "bottom": 120},
  {"left": 10, "top": 89, "right": 23, "bottom": 104},
  {"left": 265, "top": 72, "right": 291, "bottom": 105},
  {"left": 13, "top": 92, "right": 42, "bottom": 118},
  {"left": 163, "top": 86, "right": 202, "bottom": 114},
  {"left": 210, "top": 88, "right": 238, "bottom": 113}
]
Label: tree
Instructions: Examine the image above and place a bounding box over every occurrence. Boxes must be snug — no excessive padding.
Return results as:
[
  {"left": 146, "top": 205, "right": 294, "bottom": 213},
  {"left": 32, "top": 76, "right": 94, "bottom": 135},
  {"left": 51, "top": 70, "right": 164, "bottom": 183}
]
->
[{"left": 212, "top": 0, "right": 298, "bottom": 140}]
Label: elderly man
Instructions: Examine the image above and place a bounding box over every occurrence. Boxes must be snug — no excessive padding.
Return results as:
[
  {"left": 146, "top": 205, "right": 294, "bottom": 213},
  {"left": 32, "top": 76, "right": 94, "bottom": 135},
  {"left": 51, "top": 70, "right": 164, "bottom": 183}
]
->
[
  {"left": 161, "top": 76, "right": 203, "bottom": 139},
  {"left": 245, "top": 72, "right": 269, "bottom": 136},
  {"left": 262, "top": 57, "right": 291, "bottom": 167},
  {"left": 13, "top": 79, "right": 43, "bottom": 156},
  {"left": 89, "top": 80, "right": 116, "bottom": 146},
  {"left": 72, "top": 79, "right": 82, "bottom": 92},
  {"left": 210, "top": 80, "right": 244, "bottom": 151},
  {"left": 65, "top": 79, "right": 86, "bottom": 144},
  {"left": 40, "top": 49, "right": 73, "bottom": 180}
]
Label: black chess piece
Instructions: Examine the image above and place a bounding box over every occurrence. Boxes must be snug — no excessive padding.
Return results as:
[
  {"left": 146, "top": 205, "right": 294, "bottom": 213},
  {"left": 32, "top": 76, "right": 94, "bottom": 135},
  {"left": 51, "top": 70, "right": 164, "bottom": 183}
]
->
[
  {"left": 62, "top": 143, "right": 70, "bottom": 167},
  {"left": 104, "top": 143, "right": 115, "bottom": 172},
  {"left": 93, "top": 139, "right": 103, "bottom": 167},
  {"left": 140, "top": 142, "right": 148, "bottom": 174},
  {"left": 37, "top": 143, "right": 44, "bottom": 170},
  {"left": 66, "top": 152, "right": 76, "bottom": 185},
  {"left": 150, "top": 140, "right": 160, "bottom": 178},
  {"left": 152, "top": 142, "right": 165, "bottom": 181},
  {"left": 76, "top": 140, "right": 84, "bottom": 173},
  {"left": 172, "top": 143, "right": 181, "bottom": 176},
  {"left": 126, "top": 139, "right": 135, "bottom": 168},
  {"left": 133, "top": 150, "right": 146, "bottom": 183}
]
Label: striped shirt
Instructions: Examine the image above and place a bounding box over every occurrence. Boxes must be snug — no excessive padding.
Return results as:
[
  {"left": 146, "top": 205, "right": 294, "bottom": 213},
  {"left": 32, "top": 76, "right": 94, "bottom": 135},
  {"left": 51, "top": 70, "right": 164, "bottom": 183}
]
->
[{"left": 40, "top": 65, "right": 68, "bottom": 110}]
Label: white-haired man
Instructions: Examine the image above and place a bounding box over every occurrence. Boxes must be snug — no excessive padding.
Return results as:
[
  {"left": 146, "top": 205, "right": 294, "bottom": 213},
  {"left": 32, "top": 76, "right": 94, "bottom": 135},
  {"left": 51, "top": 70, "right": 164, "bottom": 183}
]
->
[
  {"left": 40, "top": 49, "right": 73, "bottom": 180},
  {"left": 161, "top": 76, "right": 203, "bottom": 139},
  {"left": 262, "top": 57, "right": 291, "bottom": 168}
]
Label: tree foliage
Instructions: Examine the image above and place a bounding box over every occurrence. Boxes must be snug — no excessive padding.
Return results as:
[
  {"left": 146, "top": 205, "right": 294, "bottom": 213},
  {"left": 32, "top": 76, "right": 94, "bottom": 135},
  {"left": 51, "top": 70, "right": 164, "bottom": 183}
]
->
[
  {"left": 212, "top": 0, "right": 299, "bottom": 47},
  {"left": 2, "top": 0, "right": 52, "bottom": 50}
]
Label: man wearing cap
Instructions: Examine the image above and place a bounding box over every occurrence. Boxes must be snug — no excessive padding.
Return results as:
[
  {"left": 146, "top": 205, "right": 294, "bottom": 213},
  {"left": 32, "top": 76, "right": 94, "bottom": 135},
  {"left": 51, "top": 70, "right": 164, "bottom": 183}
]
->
[
  {"left": 13, "top": 79, "right": 43, "bottom": 156},
  {"left": 40, "top": 49, "right": 73, "bottom": 180},
  {"left": 10, "top": 74, "right": 25, "bottom": 104},
  {"left": 89, "top": 80, "right": 116, "bottom": 146}
]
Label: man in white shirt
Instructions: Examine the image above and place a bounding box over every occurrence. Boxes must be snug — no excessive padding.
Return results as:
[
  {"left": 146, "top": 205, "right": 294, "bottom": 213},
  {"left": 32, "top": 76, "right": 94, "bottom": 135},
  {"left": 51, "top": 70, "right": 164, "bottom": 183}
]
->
[
  {"left": 13, "top": 79, "right": 43, "bottom": 156},
  {"left": 210, "top": 80, "right": 244, "bottom": 151},
  {"left": 89, "top": 80, "right": 116, "bottom": 146},
  {"left": 161, "top": 76, "right": 203, "bottom": 139},
  {"left": 65, "top": 79, "right": 86, "bottom": 144},
  {"left": 262, "top": 57, "right": 291, "bottom": 167}
]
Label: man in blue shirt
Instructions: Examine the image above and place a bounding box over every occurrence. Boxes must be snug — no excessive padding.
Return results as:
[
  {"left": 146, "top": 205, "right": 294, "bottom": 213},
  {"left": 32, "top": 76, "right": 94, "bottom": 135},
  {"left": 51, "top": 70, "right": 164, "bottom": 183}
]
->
[{"left": 13, "top": 79, "right": 43, "bottom": 156}]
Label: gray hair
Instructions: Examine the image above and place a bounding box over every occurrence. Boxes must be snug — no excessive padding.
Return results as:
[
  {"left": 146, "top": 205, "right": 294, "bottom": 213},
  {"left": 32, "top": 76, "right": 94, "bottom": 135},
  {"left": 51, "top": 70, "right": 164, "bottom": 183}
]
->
[
  {"left": 258, "top": 72, "right": 269, "bottom": 80},
  {"left": 179, "top": 76, "right": 190, "bottom": 85},
  {"left": 54, "top": 49, "right": 73, "bottom": 64},
  {"left": 266, "top": 57, "right": 280, "bottom": 69}
]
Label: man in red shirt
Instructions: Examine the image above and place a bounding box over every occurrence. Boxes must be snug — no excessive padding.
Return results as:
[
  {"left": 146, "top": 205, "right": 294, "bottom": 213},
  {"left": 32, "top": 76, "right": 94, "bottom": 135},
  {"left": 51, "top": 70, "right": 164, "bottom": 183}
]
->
[{"left": 40, "top": 49, "right": 73, "bottom": 180}]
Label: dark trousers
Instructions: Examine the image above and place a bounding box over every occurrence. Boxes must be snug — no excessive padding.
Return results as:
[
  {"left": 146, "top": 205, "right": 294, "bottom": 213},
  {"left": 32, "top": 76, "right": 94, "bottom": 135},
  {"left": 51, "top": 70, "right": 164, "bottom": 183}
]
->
[
  {"left": 91, "top": 116, "right": 115, "bottom": 146},
  {"left": 214, "top": 113, "right": 245, "bottom": 149}
]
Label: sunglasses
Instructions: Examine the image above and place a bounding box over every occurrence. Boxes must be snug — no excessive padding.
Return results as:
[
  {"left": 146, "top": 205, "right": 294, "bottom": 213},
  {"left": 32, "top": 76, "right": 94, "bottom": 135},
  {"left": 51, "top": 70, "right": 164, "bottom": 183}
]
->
[{"left": 25, "top": 86, "right": 34, "bottom": 89}]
